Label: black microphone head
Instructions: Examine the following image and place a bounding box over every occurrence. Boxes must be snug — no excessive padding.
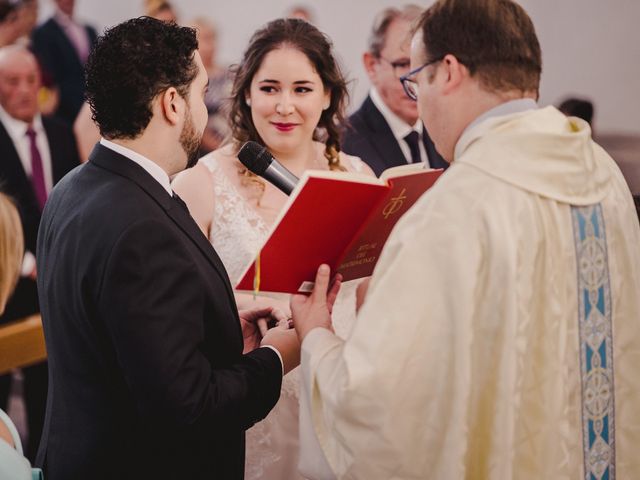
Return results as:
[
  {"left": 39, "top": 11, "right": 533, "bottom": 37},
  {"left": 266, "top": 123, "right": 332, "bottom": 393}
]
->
[{"left": 238, "top": 141, "right": 273, "bottom": 175}]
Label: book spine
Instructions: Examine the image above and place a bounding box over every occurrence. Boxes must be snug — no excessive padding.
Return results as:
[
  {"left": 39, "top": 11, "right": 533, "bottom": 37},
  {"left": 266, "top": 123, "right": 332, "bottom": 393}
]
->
[{"left": 335, "top": 184, "right": 393, "bottom": 280}]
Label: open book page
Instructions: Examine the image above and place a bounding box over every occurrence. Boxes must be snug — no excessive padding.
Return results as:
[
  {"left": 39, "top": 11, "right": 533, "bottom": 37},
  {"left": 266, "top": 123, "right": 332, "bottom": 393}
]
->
[
  {"left": 379, "top": 162, "right": 435, "bottom": 181},
  {"left": 336, "top": 167, "right": 444, "bottom": 281},
  {"left": 234, "top": 167, "right": 444, "bottom": 293},
  {"left": 235, "top": 171, "right": 389, "bottom": 293}
]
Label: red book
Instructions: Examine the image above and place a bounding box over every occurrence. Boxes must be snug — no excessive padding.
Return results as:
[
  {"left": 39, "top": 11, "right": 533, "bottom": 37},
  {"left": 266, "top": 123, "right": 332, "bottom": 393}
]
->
[{"left": 235, "top": 163, "right": 444, "bottom": 294}]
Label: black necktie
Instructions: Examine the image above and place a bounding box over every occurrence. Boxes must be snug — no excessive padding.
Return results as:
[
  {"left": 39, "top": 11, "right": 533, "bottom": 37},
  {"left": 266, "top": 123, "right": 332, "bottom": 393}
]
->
[
  {"left": 403, "top": 130, "right": 422, "bottom": 164},
  {"left": 172, "top": 193, "right": 189, "bottom": 214}
]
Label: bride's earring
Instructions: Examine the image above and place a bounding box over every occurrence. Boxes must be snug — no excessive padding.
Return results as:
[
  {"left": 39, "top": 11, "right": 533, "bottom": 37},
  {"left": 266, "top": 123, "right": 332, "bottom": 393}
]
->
[{"left": 245, "top": 98, "right": 252, "bottom": 107}]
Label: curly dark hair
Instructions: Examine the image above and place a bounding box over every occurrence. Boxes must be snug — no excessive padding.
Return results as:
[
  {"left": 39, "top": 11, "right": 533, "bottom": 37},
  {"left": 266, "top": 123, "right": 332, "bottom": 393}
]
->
[
  {"left": 85, "top": 17, "right": 199, "bottom": 139},
  {"left": 229, "top": 18, "right": 349, "bottom": 171}
]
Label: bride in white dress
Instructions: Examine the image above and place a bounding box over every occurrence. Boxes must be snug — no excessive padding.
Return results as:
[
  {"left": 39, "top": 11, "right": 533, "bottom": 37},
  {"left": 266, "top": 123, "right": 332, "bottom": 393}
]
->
[{"left": 173, "top": 18, "right": 374, "bottom": 479}]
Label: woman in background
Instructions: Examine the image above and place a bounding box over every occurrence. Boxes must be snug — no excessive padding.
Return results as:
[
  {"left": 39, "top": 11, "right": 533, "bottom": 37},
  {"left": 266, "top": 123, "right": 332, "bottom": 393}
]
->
[
  {"left": 144, "top": 0, "right": 177, "bottom": 22},
  {"left": 190, "top": 17, "right": 232, "bottom": 155},
  {"left": 173, "top": 18, "right": 373, "bottom": 479},
  {"left": 0, "top": 192, "right": 39, "bottom": 480}
]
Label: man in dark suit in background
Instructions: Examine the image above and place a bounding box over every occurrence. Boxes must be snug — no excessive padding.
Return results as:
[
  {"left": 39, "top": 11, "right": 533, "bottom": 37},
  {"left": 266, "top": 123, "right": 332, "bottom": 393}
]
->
[
  {"left": 31, "top": 0, "right": 97, "bottom": 125},
  {"left": 343, "top": 5, "right": 448, "bottom": 176},
  {"left": 0, "top": 44, "right": 80, "bottom": 462},
  {"left": 36, "top": 18, "right": 298, "bottom": 479}
]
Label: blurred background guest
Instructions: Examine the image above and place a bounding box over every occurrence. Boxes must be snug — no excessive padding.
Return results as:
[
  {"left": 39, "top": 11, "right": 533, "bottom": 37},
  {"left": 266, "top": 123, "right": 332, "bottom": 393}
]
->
[
  {"left": 0, "top": 192, "right": 22, "bottom": 318},
  {"left": 286, "top": 4, "right": 315, "bottom": 24},
  {"left": 31, "top": 0, "right": 97, "bottom": 125},
  {"left": 14, "top": 0, "right": 36, "bottom": 45},
  {"left": 71, "top": 101, "right": 95, "bottom": 161},
  {"left": 190, "top": 17, "right": 231, "bottom": 155},
  {"left": 0, "top": 44, "right": 80, "bottom": 461},
  {"left": 558, "top": 96, "right": 594, "bottom": 126},
  {"left": 0, "top": 192, "right": 37, "bottom": 480},
  {"left": 144, "top": 0, "right": 177, "bottom": 22},
  {"left": 342, "top": 4, "right": 447, "bottom": 176},
  {"left": 173, "top": 18, "right": 373, "bottom": 479},
  {"left": 0, "top": 0, "right": 22, "bottom": 47}
]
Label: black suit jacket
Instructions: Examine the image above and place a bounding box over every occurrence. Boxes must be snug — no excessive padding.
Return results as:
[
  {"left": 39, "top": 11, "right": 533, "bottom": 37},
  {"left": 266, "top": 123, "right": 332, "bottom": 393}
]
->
[
  {"left": 31, "top": 18, "right": 98, "bottom": 124},
  {"left": 342, "top": 95, "right": 448, "bottom": 176},
  {"left": 0, "top": 116, "right": 79, "bottom": 322},
  {"left": 36, "top": 144, "right": 283, "bottom": 479}
]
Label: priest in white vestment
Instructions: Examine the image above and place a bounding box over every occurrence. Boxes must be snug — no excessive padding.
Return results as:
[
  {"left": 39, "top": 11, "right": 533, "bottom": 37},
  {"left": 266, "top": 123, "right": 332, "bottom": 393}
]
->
[{"left": 291, "top": 1, "right": 640, "bottom": 479}]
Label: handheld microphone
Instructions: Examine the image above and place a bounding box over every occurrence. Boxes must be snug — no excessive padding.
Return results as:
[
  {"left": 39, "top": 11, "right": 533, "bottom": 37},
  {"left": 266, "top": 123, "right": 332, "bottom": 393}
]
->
[{"left": 238, "top": 141, "right": 299, "bottom": 196}]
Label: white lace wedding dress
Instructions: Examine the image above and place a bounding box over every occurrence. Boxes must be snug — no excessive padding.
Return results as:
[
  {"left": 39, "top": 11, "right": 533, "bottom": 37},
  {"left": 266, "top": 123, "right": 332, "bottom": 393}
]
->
[{"left": 201, "top": 153, "right": 363, "bottom": 479}]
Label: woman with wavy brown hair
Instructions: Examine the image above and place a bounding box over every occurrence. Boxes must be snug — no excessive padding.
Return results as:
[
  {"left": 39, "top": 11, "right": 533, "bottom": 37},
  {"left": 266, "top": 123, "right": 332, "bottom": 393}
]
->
[{"left": 173, "top": 18, "right": 373, "bottom": 479}]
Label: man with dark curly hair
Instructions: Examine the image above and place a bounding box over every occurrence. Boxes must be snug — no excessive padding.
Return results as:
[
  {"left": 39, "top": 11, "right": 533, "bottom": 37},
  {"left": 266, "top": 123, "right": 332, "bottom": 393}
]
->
[{"left": 35, "top": 17, "right": 299, "bottom": 480}]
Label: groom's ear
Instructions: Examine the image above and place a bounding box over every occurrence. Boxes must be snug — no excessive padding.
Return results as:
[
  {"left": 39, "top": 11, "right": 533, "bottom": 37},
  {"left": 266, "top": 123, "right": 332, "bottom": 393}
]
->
[{"left": 159, "top": 87, "right": 183, "bottom": 126}]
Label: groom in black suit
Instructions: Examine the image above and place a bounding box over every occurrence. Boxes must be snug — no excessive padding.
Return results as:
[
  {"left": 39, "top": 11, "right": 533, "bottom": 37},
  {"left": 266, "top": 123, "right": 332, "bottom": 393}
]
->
[{"left": 36, "top": 18, "right": 298, "bottom": 480}]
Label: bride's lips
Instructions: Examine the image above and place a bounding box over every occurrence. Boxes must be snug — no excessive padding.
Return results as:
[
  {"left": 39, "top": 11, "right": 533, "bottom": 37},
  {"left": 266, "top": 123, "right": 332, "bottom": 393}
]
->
[{"left": 272, "top": 122, "right": 298, "bottom": 132}]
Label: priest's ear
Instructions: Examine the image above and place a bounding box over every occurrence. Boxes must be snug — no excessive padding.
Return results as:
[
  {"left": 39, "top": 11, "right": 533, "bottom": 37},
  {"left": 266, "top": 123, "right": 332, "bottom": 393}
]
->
[{"left": 440, "top": 54, "right": 467, "bottom": 95}]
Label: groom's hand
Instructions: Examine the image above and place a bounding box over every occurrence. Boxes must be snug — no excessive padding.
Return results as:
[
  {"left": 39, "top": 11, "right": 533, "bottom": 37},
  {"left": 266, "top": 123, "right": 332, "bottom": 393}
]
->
[
  {"left": 261, "top": 327, "right": 300, "bottom": 375},
  {"left": 239, "top": 306, "right": 288, "bottom": 353},
  {"left": 290, "top": 264, "right": 342, "bottom": 343}
]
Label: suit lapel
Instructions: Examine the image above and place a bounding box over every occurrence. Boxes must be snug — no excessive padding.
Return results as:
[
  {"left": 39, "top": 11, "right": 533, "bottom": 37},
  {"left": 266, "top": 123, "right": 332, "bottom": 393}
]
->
[
  {"left": 164, "top": 200, "right": 237, "bottom": 302},
  {"left": 89, "top": 144, "right": 237, "bottom": 303},
  {"left": 362, "top": 96, "right": 449, "bottom": 170},
  {"left": 48, "top": 19, "right": 84, "bottom": 68},
  {"left": 0, "top": 121, "right": 39, "bottom": 203},
  {"left": 421, "top": 126, "right": 448, "bottom": 170},
  {"left": 361, "top": 96, "right": 408, "bottom": 170}
]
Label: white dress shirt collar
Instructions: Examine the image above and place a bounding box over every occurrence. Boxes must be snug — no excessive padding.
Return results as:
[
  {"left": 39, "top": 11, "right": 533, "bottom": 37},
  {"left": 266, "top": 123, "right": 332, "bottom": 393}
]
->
[
  {"left": 0, "top": 104, "right": 44, "bottom": 140},
  {"left": 369, "top": 87, "right": 429, "bottom": 166},
  {"left": 99, "top": 138, "right": 173, "bottom": 196},
  {"left": 369, "top": 86, "right": 422, "bottom": 140},
  {"left": 0, "top": 104, "right": 53, "bottom": 193}
]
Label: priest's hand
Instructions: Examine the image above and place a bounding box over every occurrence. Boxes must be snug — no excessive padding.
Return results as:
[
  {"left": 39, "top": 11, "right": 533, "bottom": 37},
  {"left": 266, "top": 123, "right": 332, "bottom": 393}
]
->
[{"left": 290, "top": 264, "right": 342, "bottom": 343}]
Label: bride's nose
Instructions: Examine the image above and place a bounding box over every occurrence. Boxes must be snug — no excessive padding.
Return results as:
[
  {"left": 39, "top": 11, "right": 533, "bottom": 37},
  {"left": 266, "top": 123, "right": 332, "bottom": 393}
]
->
[{"left": 275, "top": 93, "right": 295, "bottom": 116}]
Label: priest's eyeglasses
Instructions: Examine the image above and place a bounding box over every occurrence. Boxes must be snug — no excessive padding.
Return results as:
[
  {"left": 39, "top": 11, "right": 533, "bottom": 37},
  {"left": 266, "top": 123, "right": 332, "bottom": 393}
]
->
[{"left": 399, "top": 57, "right": 444, "bottom": 101}]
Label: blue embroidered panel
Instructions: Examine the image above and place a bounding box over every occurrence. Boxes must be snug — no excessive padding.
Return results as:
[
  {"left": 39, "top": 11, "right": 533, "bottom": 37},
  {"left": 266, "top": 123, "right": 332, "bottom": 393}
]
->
[{"left": 571, "top": 204, "right": 615, "bottom": 480}]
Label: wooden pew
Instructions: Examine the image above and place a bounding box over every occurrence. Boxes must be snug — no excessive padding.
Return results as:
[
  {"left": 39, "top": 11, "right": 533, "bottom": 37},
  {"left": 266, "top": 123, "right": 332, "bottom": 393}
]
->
[{"left": 0, "top": 315, "right": 47, "bottom": 375}]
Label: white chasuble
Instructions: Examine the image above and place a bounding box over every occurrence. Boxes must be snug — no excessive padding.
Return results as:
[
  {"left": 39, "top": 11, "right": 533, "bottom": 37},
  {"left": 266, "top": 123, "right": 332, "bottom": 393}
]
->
[{"left": 299, "top": 106, "right": 640, "bottom": 479}]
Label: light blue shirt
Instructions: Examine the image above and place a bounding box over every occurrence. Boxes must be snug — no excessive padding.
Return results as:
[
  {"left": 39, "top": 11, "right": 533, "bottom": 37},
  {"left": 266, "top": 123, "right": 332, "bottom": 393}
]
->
[
  {"left": 0, "top": 409, "right": 38, "bottom": 479},
  {"left": 462, "top": 98, "right": 538, "bottom": 138}
]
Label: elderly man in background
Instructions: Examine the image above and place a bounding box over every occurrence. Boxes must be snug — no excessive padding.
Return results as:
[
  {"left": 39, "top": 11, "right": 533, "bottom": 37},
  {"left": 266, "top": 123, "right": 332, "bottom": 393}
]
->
[
  {"left": 293, "top": 0, "right": 640, "bottom": 478},
  {"left": 342, "top": 4, "right": 447, "bottom": 176},
  {"left": 0, "top": 45, "right": 79, "bottom": 462}
]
